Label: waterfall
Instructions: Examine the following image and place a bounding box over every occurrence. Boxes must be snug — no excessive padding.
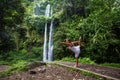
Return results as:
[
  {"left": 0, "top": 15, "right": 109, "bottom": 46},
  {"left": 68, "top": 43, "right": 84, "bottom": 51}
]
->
[
  {"left": 43, "top": 23, "right": 47, "bottom": 62},
  {"left": 45, "top": 4, "right": 50, "bottom": 17},
  {"left": 48, "top": 20, "right": 54, "bottom": 61},
  {"left": 43, "top": 4, "right": 54, "bottom": 62},
  {"left": 34, "top": 3, "right": 54, "bottom": 62}
]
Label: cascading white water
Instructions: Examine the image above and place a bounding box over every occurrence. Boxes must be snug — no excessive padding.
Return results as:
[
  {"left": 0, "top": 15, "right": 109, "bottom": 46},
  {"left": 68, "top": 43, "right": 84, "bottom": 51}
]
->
[
  {"left": 34, "top": 2, "right": 54, "bottom": 62},
  {"left": 43, "top": 23, "right": 47, "bottom": 62},
  {"left": 34, "top": 3, "right": 53, "bottom": 62},
  {"left": 43, "top": 4, "right": 52, "bottom": 62},
  {"left": 45, "top": 4, "right": 50, "bottom": 17},
  {"left": 48, "top": 19, "right": 54, "bottom": 61}
]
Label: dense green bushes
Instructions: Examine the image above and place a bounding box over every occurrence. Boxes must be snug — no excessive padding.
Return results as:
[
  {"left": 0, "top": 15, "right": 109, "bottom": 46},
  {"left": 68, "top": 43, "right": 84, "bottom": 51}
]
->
[
  {"left": 0, "top": 47, "right": 43, "bottom": 65},
  {"left": 53, "top": 0, "right": 120, "bottom": 63}
]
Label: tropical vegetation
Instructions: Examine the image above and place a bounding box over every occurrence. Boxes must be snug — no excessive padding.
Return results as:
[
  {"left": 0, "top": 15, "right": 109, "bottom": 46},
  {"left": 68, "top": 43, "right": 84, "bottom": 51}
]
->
[{"left": 0, "top": 0, "right": 120, "bottom": 68}]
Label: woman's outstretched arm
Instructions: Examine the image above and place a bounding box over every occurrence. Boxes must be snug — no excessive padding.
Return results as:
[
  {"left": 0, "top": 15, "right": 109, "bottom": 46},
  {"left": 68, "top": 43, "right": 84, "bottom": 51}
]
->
[{"left": 59, "top": 42, "right": 71, "bottom": 46}]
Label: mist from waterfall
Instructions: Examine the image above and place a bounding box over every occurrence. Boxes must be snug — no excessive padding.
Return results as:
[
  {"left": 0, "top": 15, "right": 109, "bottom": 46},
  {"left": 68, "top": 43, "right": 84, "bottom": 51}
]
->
[{"left": 34, "top": 3, "right": 41, "bottom": 16}]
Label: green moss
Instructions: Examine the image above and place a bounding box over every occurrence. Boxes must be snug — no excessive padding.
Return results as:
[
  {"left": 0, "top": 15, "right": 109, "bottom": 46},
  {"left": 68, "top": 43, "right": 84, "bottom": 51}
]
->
[
  {"left": 101, "top": 63, "right": 120, "bottom": 68},
  {"left": 0, "top": 60, "right": 29, "bottom": 78}
]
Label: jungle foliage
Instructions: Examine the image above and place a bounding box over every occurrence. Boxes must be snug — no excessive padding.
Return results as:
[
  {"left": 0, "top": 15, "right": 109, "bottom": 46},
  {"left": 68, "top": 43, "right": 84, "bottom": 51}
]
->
[
  {"left": 53, "top": 0, "right": 120, "bottom": 63},
  {"left": 0, "top": 0, "right": 120, "bottom": 64}
]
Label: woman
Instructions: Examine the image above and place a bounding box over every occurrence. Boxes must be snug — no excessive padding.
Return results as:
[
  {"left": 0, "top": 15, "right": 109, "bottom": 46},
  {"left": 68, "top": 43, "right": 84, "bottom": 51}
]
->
[{"left": 60, "top": 37, "right": 81, "bottom": 67}]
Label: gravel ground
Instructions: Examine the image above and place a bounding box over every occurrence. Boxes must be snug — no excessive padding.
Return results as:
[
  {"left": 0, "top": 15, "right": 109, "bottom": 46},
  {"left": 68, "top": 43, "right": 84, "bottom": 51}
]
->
[
  {"left": 0, "top": 62, "right": 120, "bottom": 80},
  {"left": 59, "top": 62, "right": 120, "bottom": 80},
  {"left": 0, "top": 64, "right": 97, "bottom": 80}
]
